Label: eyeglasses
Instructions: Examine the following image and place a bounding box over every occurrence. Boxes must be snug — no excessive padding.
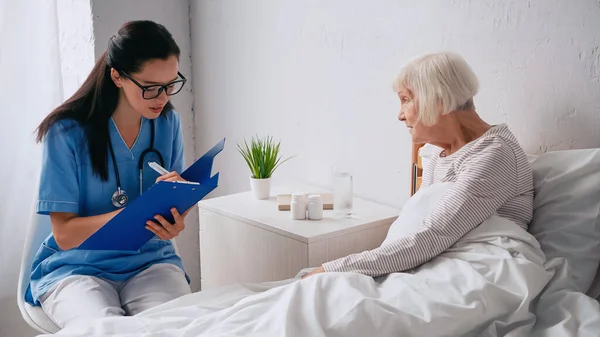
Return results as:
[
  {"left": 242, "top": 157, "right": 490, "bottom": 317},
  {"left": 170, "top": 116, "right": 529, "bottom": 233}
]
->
[{"left": 119, "top": 71, "right": 187, "bottom": 100}]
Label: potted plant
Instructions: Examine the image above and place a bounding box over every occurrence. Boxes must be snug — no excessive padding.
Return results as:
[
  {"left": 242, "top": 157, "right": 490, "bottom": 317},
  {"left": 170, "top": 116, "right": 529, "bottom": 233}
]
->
[{"left": 237, "top": 135, "right": 295, "bottom": 200}]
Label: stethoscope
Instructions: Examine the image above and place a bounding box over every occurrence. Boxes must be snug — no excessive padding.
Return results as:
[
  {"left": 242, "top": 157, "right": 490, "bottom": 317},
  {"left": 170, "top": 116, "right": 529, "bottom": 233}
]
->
[{"left": 108, "top": 119, "right": 165, "bottom": 208}]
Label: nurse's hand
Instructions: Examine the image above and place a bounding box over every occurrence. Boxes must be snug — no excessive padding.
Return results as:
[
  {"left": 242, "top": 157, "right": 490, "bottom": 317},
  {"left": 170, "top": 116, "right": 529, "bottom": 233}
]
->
[
  {"left": 156, "top": 171, "right": 185, "bottom": 183},
  {"left": 145, "top": 207, "right": 190, "bottom": 240}
]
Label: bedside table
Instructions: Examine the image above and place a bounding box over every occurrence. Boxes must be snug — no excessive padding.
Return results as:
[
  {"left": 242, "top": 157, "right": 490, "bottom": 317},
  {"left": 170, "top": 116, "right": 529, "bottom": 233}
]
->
[{"left": 197, "top": 183, "right": 399, "bottom": 290}]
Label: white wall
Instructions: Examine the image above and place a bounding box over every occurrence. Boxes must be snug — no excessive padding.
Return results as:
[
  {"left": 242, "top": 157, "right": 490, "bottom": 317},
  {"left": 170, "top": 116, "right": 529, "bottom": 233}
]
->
[
  {"left": 190, "top": 0, "right": 600, "bottom": 209},
  {"left": 57, "top": 0, "right": 96, "bottom": 100},
  {"left": 91, "top": 0, "right": 201, "bottom": 291}
]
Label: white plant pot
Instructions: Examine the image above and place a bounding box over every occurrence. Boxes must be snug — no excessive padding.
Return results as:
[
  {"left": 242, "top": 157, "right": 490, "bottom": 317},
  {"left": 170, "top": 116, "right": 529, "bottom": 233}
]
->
[{"left": 250, "top": 177, "right": 271, "bottom": 200}]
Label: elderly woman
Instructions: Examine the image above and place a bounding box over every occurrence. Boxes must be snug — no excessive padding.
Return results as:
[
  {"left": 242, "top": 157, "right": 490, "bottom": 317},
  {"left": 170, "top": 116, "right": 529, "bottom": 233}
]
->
[{"left": 304, "top": 51, "right": 534, "bottom": 278}]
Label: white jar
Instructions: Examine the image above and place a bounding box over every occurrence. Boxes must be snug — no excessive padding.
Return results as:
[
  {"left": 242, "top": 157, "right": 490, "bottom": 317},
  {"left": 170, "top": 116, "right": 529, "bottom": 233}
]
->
[
  {"left": 307, "top": 194, "right": 323, "bottom": 220},
  {"left": 291, "top": 193, "right": 306, "bottom": 220}
]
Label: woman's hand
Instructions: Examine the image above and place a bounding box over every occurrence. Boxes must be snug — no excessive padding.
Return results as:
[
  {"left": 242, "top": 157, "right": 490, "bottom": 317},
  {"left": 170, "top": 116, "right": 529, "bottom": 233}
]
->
[
  {"left": 301, "top": 266, "right": 325, "bottom": 279},
  {"left": 146, "top": 171, "right": 194, "bottom": 240},
  {"left": 145, "top": 207, "right": 190, "bottom": 240},
  {"left": 156, "top": 171, "right": 185, "bottom": 183}
]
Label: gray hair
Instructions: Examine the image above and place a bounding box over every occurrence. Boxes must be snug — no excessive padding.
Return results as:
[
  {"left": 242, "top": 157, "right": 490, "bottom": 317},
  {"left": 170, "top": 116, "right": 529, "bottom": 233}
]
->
[{"left": 392, "top": 52, "right": 479, "bottom": 126}]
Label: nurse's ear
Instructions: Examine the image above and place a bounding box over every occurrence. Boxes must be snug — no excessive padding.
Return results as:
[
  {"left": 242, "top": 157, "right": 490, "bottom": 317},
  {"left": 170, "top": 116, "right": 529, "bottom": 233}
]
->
[{"left": 110, "top": 68, "right": 124, "bottom": 88}]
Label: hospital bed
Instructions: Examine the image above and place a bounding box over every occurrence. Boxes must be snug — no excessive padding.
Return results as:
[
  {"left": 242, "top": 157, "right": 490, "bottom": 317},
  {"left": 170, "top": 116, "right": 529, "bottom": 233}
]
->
[{"left": 21, "top": 145, "right": 600, "bottom": 336}]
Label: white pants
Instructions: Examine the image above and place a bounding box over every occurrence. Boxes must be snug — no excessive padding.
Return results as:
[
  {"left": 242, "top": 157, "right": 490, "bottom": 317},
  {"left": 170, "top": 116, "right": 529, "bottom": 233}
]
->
[{"left": 40, "top": 263, "right": 191, "bottom": 328}]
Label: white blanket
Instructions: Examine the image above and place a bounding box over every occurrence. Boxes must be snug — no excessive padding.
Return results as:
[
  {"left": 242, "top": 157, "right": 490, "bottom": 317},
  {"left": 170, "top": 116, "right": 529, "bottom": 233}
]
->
[{"left": 41, "top": 185, "right": 600, "bottom": 337}]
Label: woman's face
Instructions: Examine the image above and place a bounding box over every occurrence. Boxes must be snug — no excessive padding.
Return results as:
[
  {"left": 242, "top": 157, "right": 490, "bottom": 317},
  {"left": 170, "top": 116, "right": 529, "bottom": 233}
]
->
[
  {"left": 397, "top": 87, "right": 428, "bottom": 144},
  {"left": 114, "top": 55, "right": 180, "bottom": 120}
]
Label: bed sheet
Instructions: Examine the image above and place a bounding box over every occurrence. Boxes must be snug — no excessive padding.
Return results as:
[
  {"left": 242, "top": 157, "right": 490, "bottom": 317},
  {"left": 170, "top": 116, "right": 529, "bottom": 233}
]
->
[{"left": 39, "top": 213, "right": 600, "bottom": 337}]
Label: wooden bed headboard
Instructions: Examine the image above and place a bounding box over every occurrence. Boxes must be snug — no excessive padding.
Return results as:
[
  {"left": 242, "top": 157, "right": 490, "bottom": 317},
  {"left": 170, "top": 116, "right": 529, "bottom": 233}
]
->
[{"left": 411, "top": 143, "right": 425, "bottom": 196}]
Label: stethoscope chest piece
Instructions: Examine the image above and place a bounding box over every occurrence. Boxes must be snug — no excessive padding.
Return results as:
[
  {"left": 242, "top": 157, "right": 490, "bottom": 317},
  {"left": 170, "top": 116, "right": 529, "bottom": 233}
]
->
[{"left": 111, "top": 188, "right": 129, "bottom": 208}]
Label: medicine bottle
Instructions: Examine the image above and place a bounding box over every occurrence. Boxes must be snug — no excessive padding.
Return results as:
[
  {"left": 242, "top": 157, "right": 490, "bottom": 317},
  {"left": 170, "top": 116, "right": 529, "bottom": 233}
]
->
[
  {"left": 291, "top": 193, "right": 306, "bottom": 220},
  {"left": 307, "top": 194, "right": 323, "bottom": 220}
]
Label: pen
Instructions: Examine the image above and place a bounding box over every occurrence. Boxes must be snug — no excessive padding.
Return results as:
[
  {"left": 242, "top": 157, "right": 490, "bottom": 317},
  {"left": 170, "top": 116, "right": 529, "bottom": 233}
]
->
[
  {"left": 148, "top": 161, "right": 170, "bottom": 176},
  {"left": 175, "top": 180, "right": 200, "bottom": 185}
]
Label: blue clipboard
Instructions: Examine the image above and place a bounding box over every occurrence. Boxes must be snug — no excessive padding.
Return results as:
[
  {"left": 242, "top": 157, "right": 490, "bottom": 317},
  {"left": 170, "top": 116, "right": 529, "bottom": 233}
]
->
[{"left": 78, "top": 138, "right": 225, "bottom": 251}]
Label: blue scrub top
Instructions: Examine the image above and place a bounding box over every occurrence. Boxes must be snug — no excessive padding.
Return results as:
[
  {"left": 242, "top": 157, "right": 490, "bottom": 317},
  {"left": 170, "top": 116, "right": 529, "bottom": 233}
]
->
[{"left": 26, "top": 110, "right": 188, "bottom": 306}]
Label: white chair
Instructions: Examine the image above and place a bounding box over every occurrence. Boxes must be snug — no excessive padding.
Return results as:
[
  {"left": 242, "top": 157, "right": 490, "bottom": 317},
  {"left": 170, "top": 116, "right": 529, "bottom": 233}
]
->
[
  {"left": 17, "top": 193, "right": 183, "bottom": 334},
  {"left": 17, "top": 195, "right": 60, "bottom": 333}
]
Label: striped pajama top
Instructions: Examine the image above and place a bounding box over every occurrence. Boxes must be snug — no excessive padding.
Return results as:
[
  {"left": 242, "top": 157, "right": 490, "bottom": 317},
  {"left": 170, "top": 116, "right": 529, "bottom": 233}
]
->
[{"left": 322, "top": 124, "right": 534, "bottom": 277}]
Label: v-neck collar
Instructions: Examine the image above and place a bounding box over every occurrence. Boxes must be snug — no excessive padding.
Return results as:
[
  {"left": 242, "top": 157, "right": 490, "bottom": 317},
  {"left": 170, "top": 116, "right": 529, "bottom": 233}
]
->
[
  {"left": 110, "top": 117, "right": 144, "bottom": 151},
  {"left": 110, "top": 117, "right": 146, "bottom": 156}
]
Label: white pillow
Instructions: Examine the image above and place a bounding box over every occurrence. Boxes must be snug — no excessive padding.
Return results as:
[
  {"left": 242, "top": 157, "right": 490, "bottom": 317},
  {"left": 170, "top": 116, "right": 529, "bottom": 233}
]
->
[
  {"left": 383, "top": 182, "right": 453, "bottom": 245},
  {"left": 527, "top": 148, "right": 600, "bottom": 295},
  {"left": 418, "top": 144, "right": 437, "bottom": 174}
]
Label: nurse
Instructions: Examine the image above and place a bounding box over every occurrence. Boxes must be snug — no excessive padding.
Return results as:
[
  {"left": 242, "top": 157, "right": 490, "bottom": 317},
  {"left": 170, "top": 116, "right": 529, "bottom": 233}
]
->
[{"left": 26, "top": 20, "right": 192, "bottom": 328}]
